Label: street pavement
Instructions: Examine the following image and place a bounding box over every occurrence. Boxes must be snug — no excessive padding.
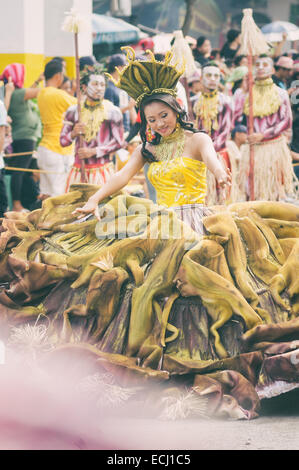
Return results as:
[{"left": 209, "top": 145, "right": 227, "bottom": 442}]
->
[{"left": 103, "top": 389, "right": 299, "bottom": 451}]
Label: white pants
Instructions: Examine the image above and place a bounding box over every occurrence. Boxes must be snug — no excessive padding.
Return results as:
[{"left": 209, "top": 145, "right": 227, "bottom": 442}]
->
[{"left": 37, "top": 146, "right": 68, "bottom": 197}]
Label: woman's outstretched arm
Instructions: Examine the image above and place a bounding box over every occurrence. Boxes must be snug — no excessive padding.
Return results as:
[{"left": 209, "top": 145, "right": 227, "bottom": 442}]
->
[
  {"left": 74, "top": 145, "right": 145, "bottom": 219},
  {"left": 192, "top": 132, "right": 230, "bottom": 187}
]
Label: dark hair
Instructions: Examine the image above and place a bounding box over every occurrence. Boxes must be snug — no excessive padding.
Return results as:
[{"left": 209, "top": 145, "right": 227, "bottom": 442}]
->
[
  {"left": 210, "top": 49, "right": 220, "bottom": 60},
  {"left": 139, "top": 93, "right": 198, "bottom": 162},
  {"left": 202, "top": 60, "right": 219, "bottom": 70},
  {"left": 79, "top": 55, "right": 97, "bottom": 71},
  {"left": 231, "top": 124, "right": 247, "bottom": 139},
  {"left": 232, "top": 78, "right": 243, "bottom": 94},
  {"left": 107, "top": 54, "right": 127, "bottom": 74},
  {"left": 227, "top": 29, "right": 240, "bottom": 43},
  {"left": 234, "top": 55, "right": 246, "bottom": 67},
  {"left": 197, "top": 36, "right": 207, "bottom": 48},
  {"left": 52, "top": 57, "right": 65, "bottom": 63},
  {"left": 154, "top": 53, "right": 166, "bottom": 62},
  {"left": 62, "top": 75, "right": 71, "bottom": 85},
  {"left": 44, "top": 60, "right": 63, "bottom": 80},
  {"left": 80, "top": 64, "right": 105, "bottom": 88}
]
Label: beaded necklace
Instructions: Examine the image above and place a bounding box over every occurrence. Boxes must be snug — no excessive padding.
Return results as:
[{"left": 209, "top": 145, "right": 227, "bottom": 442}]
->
[{"left": 154, "top": 124, "right": 186, "bottom": 162}]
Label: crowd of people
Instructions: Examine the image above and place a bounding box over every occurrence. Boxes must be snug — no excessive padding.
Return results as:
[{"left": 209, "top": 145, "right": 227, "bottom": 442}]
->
[{"left": 0, "top": 28, "right": 298, "bottom": 218}]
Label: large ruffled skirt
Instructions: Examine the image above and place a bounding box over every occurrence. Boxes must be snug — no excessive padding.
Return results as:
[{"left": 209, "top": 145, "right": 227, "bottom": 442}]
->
[{"left": 1, "top": 189, "right": 299, "bottom": 422}]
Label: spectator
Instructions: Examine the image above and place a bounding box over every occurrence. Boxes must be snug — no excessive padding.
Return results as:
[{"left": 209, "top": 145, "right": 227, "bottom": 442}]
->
[
  {"left": 220, "top": 124, "right": 248, "bottom": 203},
  {"left": 226, "top": 66, "right": 248, "bottom": 95},
  {"left": 79, "top": 56, "right": 97, "bottom": 72},
  {"left": 20, "top": 157, "right": 41, "bottom": 211},
  {"left": 220, "top": 29, "right": 241, "bottom": 61},
  {"left": 290, "top": 62, "right": 299, "bottom": 178},
  {"left": 36, "top": 60, "right": 77, "bottom": 198},
  {"left": 272, "top": 56, "right": 294, "bottom": 90},
  {"left": 234, "top": 55, "right": 248, "bottom": 68},
  {"left": 105, "top": 54, "right": 137, "bottom": 134},
  {"left": 0, "top": 100, "right": 8, "bottom": 217},
  {"left": 193, "top": 36, "right": 212, "bottom": 67},
  {"left": 52, "top": 57, "right": 67, "bottom": 74},
  {"left": 59, "top": 76, "right": 73, "bottom": 95},
  {"left": 210, "top": 49, "right": 221, "bottom": 62},
  {"left": 1, "top": 63, "right": 41, "bottom": 212},
  {"left": 188, "top": 69, "right": 202, "bottom": 104}
]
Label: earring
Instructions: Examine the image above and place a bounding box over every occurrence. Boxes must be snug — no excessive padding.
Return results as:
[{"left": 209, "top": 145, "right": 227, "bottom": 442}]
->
[{"left": 146, "top": 126, "right": 155, "bottom": 142}]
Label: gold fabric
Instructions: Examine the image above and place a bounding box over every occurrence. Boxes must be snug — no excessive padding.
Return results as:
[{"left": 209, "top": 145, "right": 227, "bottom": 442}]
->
[
  {"left": 148, "top": 156, "right": 207, "bottom": 207},
  {"left": 105, "top": 46, "right": 185, "bottom": 106}
]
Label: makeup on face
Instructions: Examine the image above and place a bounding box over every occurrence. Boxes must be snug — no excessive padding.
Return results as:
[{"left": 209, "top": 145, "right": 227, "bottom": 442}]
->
[
  {"left": 254, "top": 58, "right": 273, "bottom": 80},
  {"left": 202, "top": 66, "right": 221, "bottom": 90},
  {"left": 144, "top": 102, "right": 177, "bottom": 137},
  {"left": 86, "top": 74, "right": 105, "bottom": 100}
]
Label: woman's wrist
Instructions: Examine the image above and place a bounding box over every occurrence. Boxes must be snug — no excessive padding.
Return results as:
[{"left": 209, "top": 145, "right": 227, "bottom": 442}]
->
[{"left": 89, "top": 193, "right": 101, "bottom": 204}]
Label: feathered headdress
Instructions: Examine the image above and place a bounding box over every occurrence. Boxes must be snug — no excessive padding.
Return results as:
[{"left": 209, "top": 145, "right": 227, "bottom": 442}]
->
[{"left": 105, "top": 46, "right": 185, "bottom": 107}]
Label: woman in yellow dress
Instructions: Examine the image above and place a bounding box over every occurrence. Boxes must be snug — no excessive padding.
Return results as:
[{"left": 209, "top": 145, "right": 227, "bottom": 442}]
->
[
  {"left": 2, "top": 48, "right": 299, "bottom": 423},
  {"left": 75, "top": 48, "right": 230, "bottom": 226}
]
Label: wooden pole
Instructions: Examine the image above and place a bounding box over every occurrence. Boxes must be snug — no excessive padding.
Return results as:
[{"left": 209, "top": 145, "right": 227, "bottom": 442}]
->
[
  {"left": 248, "top": 48, "right": 255, "bottom": 201},
  {"left": 74, "top": 32, "right": 86, "bottom": 183},
  {"left": 181, "top": 76, "right": 195, "bottom": 122}
]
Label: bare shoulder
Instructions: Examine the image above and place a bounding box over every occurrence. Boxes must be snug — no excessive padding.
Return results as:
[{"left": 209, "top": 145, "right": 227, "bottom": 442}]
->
[
  {"left": 190, "top": 131, "right": 209, "bottom": 141},
  {"left": 189, "top": 131, "right": 212, "bottom": 147}
]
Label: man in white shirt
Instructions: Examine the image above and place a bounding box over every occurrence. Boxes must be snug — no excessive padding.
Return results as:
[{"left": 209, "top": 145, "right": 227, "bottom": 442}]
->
[{"left": 0, "top": 100, "right": 8, "bottom": 217}]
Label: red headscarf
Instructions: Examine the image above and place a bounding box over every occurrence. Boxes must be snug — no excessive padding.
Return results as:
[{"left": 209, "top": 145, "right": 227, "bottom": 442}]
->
[{"left": 0, "top": 63, "right": 25, "bottom": 88}]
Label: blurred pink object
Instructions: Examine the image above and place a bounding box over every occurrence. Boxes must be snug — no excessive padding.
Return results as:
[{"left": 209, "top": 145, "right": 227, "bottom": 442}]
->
[
  {"left": 188, "top": 69, "right": 202, "bottom": 84},
  {"left": 0, "top": 63, "right": 25, "bottom": 88},
  {"left": 276, "top": 56, "right": 294, "bottom": 70},
  {"left": 138, "top": 38, "right": 154, "bottom": 51}
]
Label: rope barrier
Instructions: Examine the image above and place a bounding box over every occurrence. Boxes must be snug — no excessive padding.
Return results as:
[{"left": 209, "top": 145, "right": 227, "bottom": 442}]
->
[
  {"left": 4, "top": 151, "right": 37, "bottom": 158},
  {"left": 5, "top": 166, "right": 65, "bottom": 174}
]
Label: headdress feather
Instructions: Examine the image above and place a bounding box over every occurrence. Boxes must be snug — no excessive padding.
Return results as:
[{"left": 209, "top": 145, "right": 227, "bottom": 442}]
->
[{"left": 105, "top": 46, "right": 185, "bottom": 107}]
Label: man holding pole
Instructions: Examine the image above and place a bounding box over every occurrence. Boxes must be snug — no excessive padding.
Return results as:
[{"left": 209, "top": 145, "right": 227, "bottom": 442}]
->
[
  {"left": 60, "top": 65, "right": 125, "bottom": 190},
  {"left": 194, "top": 61, "right": 234, "bottom": 204},
  {"left": 234, "top": 54, "right": 297, "bottom": 201}
]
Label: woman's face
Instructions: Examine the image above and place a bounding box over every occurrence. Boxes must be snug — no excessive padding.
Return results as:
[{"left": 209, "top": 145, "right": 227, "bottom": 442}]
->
[
  {"left": 60, "top": 79, "right": 72, "bottom": 95},
  {"left": 144, "top": 101, "right": 177, "bottom": 137}
]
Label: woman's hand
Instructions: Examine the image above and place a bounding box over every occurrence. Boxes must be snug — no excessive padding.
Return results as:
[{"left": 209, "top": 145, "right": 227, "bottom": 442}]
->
[
  {"left": 73, "top": 198, "right": 100, "bottom": 220},
  {"left": 5, "top": 76, "right": 15, "bottom": 95},
  {"left": 217, "top": 169, "right": 232, "bottom": 203},
  {"left": 71, "top": 122, "right": 87, "bottom": 139},
  {"left": 217, "top": 168, "right": 231, "bottom": 188}
]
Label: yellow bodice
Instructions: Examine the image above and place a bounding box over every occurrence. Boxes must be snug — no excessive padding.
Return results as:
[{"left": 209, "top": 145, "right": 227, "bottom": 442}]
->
[{"left": 147, "top": 156, "right": 207, "bottom": 207}]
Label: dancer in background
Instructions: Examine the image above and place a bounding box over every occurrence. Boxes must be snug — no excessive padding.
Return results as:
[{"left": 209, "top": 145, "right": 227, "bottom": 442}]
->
[
  {"left": 234, "top": 55, "right": 297, "bottom": 201},
  {"left": 60, "top": 65, "right": 125, "bottom": 190},
  {"left": 194, "top": 61, "right": 234, "bottom": 204}
]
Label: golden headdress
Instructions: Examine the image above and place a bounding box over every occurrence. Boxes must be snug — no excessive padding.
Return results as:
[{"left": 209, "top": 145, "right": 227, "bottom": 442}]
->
[{"left": 105, "top": 46, "right": 185, "bottom": 107}]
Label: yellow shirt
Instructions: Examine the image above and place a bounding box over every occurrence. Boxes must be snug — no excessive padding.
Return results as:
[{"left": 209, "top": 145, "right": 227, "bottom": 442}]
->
[
  {"left": 38, "top": 87, "right": 77, "bottom": 155},
  {"left": 148, "top": 156, "right": 207, "bottom": 207}
]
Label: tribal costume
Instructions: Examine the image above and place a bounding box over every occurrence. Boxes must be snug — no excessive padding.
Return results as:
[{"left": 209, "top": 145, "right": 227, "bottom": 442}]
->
[
  {"left": 234, "top": 58, "right": 298, "bottom": 201},
  {"left": 194, "top": 90, "right": 234, "bottom": 153},
  {"left": 1, "top": 49, "right": 299, "bottom": 425},
  {"left": 194, "top": 64, "right": 234, "bottom": 204},
  {"left": 60, "top": 68, "right": 125, "bottom": 190}
]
